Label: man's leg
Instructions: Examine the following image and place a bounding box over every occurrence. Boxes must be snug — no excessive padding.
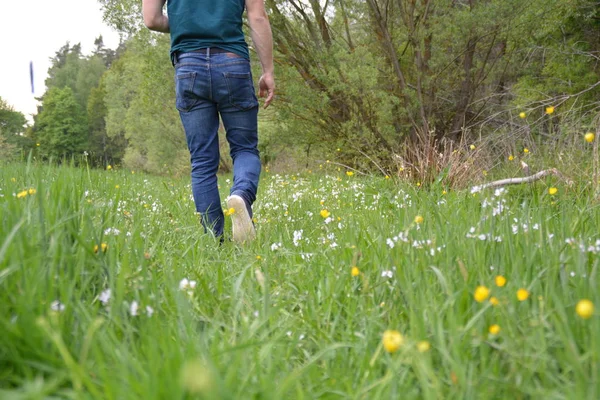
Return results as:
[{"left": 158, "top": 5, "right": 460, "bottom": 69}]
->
[
  {"left": 213, "top": 54, "right": 261, "bottom": 242},
  {"left": 179, "top": 106, "right": 224, "bottom": 237},
  {"left": 221, "top": 108, "right": 261, "bottom": 215},
  {"left": 221, "top": 107, "right": 260, "bottom": 243}
]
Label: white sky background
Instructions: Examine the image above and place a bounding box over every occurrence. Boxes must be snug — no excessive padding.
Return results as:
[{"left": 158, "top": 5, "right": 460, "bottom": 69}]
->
[{"left": 0, "top": 0, "right": 121, "bottom": 122}]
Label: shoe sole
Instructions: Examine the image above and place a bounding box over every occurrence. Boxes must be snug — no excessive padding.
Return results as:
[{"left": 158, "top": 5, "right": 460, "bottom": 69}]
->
[{"left": 227, "top": 195, "right": 256, "bottom": 243}]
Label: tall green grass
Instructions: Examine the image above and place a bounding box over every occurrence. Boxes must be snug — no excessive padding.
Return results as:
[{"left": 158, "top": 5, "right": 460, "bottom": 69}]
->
[{"left": 1, "top": 158, "right": 598, "bottom": 399}]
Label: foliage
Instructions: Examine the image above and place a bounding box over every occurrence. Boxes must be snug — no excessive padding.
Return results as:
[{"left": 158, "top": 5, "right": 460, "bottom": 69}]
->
[
  {"left": 1, "top": 160, "right": 599, "bottom": 398},
  {"left": 0, "top": 97, "right": 27, "bottom": 136},
  {"left": 0, "top": 97, "right": 31, "bottom": 160},
  {"left": 93, "top": 0, "right": 599, "bottom": 175},
  {"left": 35, "top": 87, "right": 88, "bottom": 159},
  {"left": 30, "top": 39, "right": 128, "bottom": 166},
  {"left": 103, "top": 34, "right": 189, "bottom": 175}
]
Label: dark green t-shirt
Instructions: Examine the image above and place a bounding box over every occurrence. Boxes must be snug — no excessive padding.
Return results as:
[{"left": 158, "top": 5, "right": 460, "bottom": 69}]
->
[{"left": 167, "top": 0, "right": 249, "bottom": 60}]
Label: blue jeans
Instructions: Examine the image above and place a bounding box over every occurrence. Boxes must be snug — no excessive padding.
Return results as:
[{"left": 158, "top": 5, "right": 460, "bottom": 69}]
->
[{"left": 174, "top": 49, "right": 261, "bottom": 237}]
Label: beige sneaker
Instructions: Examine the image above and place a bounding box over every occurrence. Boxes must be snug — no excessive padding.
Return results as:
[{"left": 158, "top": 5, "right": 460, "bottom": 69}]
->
[{"left": 226, "top": 195, "right": 256, "bottom": 243}]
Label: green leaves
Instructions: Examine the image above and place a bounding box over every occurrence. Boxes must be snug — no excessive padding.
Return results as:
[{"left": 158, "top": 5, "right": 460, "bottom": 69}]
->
[{"left": 36, "top": 87, "right": 88, "bottom": 159}]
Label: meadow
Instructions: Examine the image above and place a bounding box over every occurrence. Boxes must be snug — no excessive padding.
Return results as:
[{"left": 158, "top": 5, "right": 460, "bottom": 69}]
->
[{"left": 0, "top": 157, "right": 598, "bottom": 399}]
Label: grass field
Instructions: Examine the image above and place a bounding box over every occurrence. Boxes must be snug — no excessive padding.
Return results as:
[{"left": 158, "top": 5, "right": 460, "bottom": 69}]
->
[{"left": 1, "top": 159, "right": 599, "bottom": 399}]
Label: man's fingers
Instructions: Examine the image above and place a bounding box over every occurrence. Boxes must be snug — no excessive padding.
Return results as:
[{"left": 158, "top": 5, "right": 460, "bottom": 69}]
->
[
  {"left": 264, "top": 89, "right": 274, "bottom": 108},
  {"left": 258, "top": 75, "right": 274, "bottom": 108}
]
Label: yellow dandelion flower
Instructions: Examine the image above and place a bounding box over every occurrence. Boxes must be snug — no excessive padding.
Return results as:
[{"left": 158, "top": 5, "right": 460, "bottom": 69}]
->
[
  {"left": 489, "top": 296, "right": 499, "bottom": 306},
  {"left": 474, "top": 286, "right": 490, "bottom": 303},
  {"left": 115, "top": 185, "right": 120, "bottom": 189},
  {"left": 28, "top": 188, "right": 36, "bottom": 195},
  {"left": 575, "top": 299, "right": 594, "bottom": 319},
  {"left": 382, "top": 330, "right": 404, "bottom": 353},
  {"left": 442, "top": 190, "right": 447, "bottom": 195},
  {"left": 416, "top": 182, "right": 421, "bottom": 187},
  {"left": 470, "top": 144, "right": 476, "bottom": 150},
  {"left": 414, "top": 215, "right": 424, "bottom": 224},
  {"left": 489, "top": 324, "right": 501, "bottom": 335},
  {"left": 545, "top": 106, "right": 555, "bottom": 115},
  {"left": 337, "top": 148, "right": 341, "bottom": 152},
  {"left": 548, "top": 187, "right": 558, "bottom": 195},
  {"left": 417, "top": 341, "right": 431, "bottom": 353},
  {"left": 320, "top": 209, "right": 331, "bottom": 218},
  {"left": 16, "top": 190, "right": 28, "bottom": 199},
  {"left": 517, "top": 288, "right": 529, "bottom": 301},
  {"left": 93, "top": 243, "right": 108, "bottom": 254},
  {"left": 584, "top": 132, "right": 595, "bottom": 143},
  {"left": 519, "top": 112, "right": 526, "bottom": 119},
  {"left": 508, "top": 155, "right": 514, "bottom": 161},
  {"left": 495, "top": 275, "right": 507, "bottom": 287},
  {"left": 351, "top": 267, "right": 360, "bottom": 277},
  {"left": 256, "top": 255, "right": 262, "bottom": 260},
  {"left": 524, "top": 148, "right": 530, "bottom": 154},
  {"left": 106, "top": 165, "right": 112, "bottom": 170},
  {"left": 385, "top": 175, "right": 390, "bottom": 179},
  {"left": 346, "top": 171, "right": 354, "bottom": 177},
  {"left": 36, "top": 143, "right": 40, "bottom": 147},
  {"left": 225, "top": 207, "right": 235, "bottom": 216}
]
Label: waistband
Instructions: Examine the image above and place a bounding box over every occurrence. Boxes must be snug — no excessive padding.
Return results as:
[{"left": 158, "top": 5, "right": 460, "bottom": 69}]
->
[
  {"left": 172, "top": 47, "right": 233, "bottom": 65},
  {"left": 190, "top": 47, "right": 229, "bottom": 55}
]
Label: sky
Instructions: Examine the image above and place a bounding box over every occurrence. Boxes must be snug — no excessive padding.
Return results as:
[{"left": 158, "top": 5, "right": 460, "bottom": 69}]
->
[{"left": 0, "top": 0, "right": 121, "bottom": 122}]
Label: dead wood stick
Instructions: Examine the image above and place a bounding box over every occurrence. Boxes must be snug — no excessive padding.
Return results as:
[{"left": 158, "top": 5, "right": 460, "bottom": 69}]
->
[{"left": 471, "top": 168, "right": 573, "bottom": 193}]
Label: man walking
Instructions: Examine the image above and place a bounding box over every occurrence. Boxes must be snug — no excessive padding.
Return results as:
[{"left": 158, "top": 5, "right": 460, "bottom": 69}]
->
[{"left": 142, "top": 0, "right": 275, "bottom": 243}]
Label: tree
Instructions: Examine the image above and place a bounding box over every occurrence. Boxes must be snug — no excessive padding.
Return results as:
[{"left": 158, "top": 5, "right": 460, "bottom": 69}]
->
[
  {"left": 88, "top": 77, "right": 127, "bottom": 165},
  {"left": 0, "top": 97, "right": 27, "bottom": 136},
  {"left": 0, "top": 97, "right": 30, "bottom": 158},
  {"left": 36, "top": 87, "right": 88, "bottom": 160},
  {"left": 103, "top": 34, "right": 188, "bottom": 174},
  {"left": 97, "top": 0, "right": 600, "bottom": 173}
]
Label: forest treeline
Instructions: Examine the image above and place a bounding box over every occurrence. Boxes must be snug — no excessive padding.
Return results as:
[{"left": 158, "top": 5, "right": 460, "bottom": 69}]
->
[{"left": 2, "top": 0, "right": 599, "bottom": 175}]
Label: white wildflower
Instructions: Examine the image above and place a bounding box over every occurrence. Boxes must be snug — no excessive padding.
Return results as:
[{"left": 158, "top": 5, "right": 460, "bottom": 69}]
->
[
  {"left": 99, "top": 289, "right": 111, "bottom": 305},
  {"left": 130, "top": 301, "right": 139, "bottom": 316},
  {"left": 293, "top": 230, "right": 303, "bottom": 247},
  {"left": 179, "top": 278, "right": 197, "bottom": 291},
  {"left": 50, "top": 300, "right": 65, "bottom": 312},
  {"left": 146, "top": 306, "right": 154, "bottom": 317},
  {"left": 381, "top": 270, "right": 393, "bottom": 278},
  {"left": 104, "top": 227, "right": 121, "bottom": 236}
]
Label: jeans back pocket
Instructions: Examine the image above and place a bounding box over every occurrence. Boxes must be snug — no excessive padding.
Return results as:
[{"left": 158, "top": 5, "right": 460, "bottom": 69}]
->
[
  {"left": 223, "top": 72, "right": 259, "bottom": 111},
  {"left": 175, "top": 72, "right": 197, "bottom": 112}
]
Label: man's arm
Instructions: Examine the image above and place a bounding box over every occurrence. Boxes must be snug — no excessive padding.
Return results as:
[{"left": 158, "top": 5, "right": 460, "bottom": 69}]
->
[
  {"left": 142, "top": 0, "right": 170, "bottom": 33},
  {"left": 246, "top": 0, "right": 275, "bottom": 108}
]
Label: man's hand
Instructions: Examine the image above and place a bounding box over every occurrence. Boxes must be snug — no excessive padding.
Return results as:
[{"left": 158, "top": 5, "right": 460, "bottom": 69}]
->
[
  {"left": 142, "top": 0, "right": 169, "bottom": 33},
  {"left": 258, "top": 73, "right": 275, "bottom": 109}
]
